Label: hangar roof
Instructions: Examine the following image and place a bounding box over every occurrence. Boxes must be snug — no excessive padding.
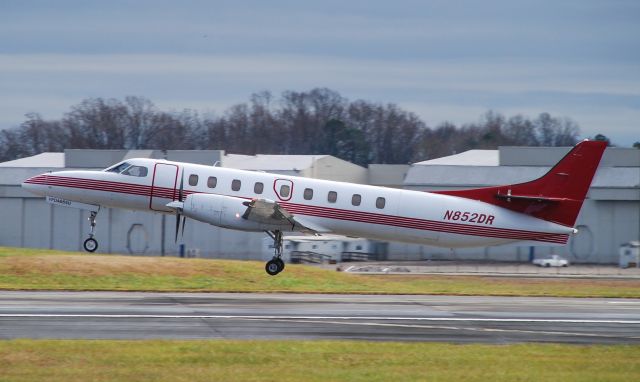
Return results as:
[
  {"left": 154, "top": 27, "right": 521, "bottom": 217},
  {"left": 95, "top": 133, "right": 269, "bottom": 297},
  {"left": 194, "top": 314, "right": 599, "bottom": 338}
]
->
[
  {"left": 367, "top": 164, "right": 410, "bottom": 187},
  {"left": 222, "top": 154, "right": 329, "bottom": 171},
  {"left": 0, "top": 150, "right": 225, "bottom": 169},
  {"left": 414, "top": 150, "right": 499, "bottom": 166},
  {"left": 0, "top": 152, "right": 65, "bottom": 168},
  {"left": 404, "top": 165, "right": 639, "bottom": 189},
  {"left": 0, "top": 151, "right": 335, "bottom": 173},
  {"left": 405, "top": 146, "right": 639, "bottom": 200}
]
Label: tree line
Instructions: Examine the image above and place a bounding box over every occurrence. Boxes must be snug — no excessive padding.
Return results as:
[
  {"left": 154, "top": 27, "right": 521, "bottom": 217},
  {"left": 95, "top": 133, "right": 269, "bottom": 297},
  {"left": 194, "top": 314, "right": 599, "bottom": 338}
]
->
[{"left": 0, "top": 88, "right": 585, "bottom": 165}]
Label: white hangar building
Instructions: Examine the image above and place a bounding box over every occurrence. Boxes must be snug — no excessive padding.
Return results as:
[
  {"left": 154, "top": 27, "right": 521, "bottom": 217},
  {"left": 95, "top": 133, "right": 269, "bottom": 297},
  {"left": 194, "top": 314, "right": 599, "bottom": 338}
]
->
[
  {"left": 0, "top": 146, "right": 637, "bottom": 264},
  {"left": 0, "top": 149, "right": 366, "bottom": 259},
  {"left": 396, "top": 146, "right": 640, "bottom": 264}
]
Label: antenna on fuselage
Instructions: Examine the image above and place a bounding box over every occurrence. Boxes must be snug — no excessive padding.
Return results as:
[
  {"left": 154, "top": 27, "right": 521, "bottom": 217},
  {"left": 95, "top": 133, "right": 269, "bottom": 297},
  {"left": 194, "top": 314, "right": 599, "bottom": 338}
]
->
[{"left": 213, "top": 161, "right": 220, "bottom": 167}]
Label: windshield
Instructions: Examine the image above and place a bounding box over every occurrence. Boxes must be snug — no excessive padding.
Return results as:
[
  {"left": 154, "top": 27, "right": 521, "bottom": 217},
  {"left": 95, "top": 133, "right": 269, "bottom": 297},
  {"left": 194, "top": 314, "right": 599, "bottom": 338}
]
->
[
  {"left": 104, "top": 162, "right": 131, "bottom": 173},
  {"left": 121, "top": 165, "right": 148, "bottom": 177}
]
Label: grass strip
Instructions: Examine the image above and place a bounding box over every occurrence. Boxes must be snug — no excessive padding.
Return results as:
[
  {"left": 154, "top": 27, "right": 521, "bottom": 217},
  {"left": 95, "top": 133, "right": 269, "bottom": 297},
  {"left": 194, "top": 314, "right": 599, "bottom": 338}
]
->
[
  {"left": 1, "top": 247, "right": 639, "bottom": 297},
  {"left": 1, "top": 340, "right": 638, "bottom": 382}
]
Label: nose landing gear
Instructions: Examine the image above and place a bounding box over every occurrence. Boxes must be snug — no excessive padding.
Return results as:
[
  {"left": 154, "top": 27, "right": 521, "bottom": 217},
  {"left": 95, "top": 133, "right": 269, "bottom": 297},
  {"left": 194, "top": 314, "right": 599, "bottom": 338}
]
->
[
  {"left": 265, "top": 230, "right": 285, "bottom": 276},
  {"left": 82, "top": 210, "right": 99, "bottom": 252}
]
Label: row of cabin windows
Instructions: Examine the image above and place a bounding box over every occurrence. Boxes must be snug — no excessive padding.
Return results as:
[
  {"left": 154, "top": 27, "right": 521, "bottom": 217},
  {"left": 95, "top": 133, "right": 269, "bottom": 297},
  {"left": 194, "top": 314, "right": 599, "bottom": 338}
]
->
[
  {"left": 187, "top": 174, "right": 385, "bottom": 209},
  {"left": 303, "top": 188, "right": 384, "bottom": 208},
  {"left": 188, "top": 175, "right": 281, "bottom": 196}
]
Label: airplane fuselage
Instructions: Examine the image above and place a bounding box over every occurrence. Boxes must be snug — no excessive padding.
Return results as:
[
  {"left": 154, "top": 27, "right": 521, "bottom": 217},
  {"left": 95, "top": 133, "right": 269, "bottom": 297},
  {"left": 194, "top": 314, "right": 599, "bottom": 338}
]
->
[{"left": 23, "top": 158, "right": 573, "bottom": 248}]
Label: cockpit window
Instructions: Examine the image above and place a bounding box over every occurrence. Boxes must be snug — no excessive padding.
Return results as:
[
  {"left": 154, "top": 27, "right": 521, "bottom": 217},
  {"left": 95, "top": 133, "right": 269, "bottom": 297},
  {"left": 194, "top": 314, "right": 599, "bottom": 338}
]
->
[
  {"left": 105, "top": 162, "right": 131, "bottom": 173},
  {"left": 121, "top": 165, "right": 148, "bottom": 177},
  {"left": 104, "top": 162, "right": 148, "bottom": 177}
]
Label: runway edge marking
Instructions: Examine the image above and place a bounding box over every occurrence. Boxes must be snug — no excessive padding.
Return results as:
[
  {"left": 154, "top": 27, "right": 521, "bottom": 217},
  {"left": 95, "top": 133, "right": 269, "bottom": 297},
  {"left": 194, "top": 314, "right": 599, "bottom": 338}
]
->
[{"left": 1, "top": 314, "right": 640, "bottom": 324}]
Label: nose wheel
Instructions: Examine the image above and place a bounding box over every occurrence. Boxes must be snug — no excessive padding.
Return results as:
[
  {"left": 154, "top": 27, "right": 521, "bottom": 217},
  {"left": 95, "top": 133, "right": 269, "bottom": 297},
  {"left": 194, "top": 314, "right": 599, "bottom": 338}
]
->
[
  {"left": 265, "top": 230, "right": 285, "bottom": 275},
  {"left": 83, "top": 210, "right": 99, "bottom": 253}
]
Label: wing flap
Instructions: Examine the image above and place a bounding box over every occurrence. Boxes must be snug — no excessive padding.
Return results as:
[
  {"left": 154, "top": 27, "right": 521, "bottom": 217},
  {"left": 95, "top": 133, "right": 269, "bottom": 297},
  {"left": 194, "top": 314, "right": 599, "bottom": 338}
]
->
[{"left": 242, "top": 198, "right": 330, "bottom": 234}]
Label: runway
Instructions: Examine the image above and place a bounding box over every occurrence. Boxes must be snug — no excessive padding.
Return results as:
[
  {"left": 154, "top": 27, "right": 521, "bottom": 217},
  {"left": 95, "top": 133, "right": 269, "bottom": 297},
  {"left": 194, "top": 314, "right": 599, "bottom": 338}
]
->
[{"left": 1, "top": 291, "right": 639, "bottom": 344}]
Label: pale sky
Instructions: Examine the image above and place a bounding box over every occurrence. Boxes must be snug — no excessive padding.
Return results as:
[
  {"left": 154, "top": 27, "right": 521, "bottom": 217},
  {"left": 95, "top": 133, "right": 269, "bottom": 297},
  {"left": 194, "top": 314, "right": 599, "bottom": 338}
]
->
[{"left": 1, "top": 0, "right": 638, "bottom": 145}]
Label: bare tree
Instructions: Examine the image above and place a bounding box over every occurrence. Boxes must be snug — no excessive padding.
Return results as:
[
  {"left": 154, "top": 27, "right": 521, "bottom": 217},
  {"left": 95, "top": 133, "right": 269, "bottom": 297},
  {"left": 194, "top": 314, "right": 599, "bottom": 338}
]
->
[
  {"left": 124, "top": 96, "right": 157, "bottom": 149},
  {"left": 63, "top": 98, "right": 129, "bottom": 149},
  {"left": 0, "top": 90, "right": 585, "bottom": 164},
  {"left": 504, "top": 115, "right": 538, "bottom": 146},
  {"left": 534, "top": 113, "right": 579, "bottom": 146}
]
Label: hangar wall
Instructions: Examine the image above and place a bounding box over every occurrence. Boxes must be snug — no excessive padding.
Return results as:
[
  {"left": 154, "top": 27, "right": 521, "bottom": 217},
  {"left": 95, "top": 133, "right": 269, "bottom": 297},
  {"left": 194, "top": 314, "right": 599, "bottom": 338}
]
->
[
  {"left": 0, "top": 149, "right": 364, "bottom": 259},
  {"left": 0, "top": 196, "right": 266, "bottom": 258},
  {"left": 393, "top": 146, "right": 640, "bottom": 264},
  {"left": 1, "top": 147, "right": 638, "bottom": 264},
  {"left": 387, "top": 199, "right": 639, "bottom": 264}
]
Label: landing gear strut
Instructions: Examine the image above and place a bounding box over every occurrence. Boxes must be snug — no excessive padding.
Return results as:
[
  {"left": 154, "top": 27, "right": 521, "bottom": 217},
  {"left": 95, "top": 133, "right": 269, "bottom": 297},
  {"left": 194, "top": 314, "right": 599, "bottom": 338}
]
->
[
  {"left": 265, "top": 230, "right": 285, "bottom": 276},
  {"left": 83, "top": 210, "right": 99, "bottom": 252}
]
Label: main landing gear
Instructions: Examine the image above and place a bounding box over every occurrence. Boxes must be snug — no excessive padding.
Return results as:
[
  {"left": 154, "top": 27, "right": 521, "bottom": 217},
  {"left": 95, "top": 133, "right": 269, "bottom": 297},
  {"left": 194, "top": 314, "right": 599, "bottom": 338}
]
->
[
  {"left": 83, "top": 210, "right": 99, "bottom": 252},
  {"left": 265, "top": 230, "right": 285, "bottom": 276}
]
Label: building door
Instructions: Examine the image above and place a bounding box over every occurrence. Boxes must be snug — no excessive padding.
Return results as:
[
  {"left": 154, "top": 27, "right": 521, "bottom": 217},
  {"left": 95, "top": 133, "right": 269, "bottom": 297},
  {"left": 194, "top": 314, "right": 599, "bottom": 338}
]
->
[{"left": 149, "top": 163, "right": 178, "bottom": 211}]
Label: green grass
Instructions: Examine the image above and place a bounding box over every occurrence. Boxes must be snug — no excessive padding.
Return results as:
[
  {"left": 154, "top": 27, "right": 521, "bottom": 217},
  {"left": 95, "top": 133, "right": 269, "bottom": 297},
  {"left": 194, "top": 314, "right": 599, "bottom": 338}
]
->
[
  {"left": 0, "top": 246, "right": 74, "bottom": 257},
  {"left": 1, "top": 246, "right": 640, "bottom": 297},
  {"left": 0, "top": 340, "right": 638, "bottom": 382}
]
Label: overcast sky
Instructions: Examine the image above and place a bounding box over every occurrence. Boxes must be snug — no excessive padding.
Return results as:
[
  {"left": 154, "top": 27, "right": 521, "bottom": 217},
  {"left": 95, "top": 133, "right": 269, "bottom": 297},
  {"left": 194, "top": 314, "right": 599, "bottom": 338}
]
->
[{"left": 1, "top": 0, "right": 638, "bottom": 146}]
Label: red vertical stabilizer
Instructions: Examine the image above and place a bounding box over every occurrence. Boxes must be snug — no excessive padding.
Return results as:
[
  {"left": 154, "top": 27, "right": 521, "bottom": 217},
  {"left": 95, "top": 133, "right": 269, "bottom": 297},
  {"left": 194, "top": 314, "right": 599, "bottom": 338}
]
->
[{"left": 433, "top": 140, "right": 607, "bottom": 227}]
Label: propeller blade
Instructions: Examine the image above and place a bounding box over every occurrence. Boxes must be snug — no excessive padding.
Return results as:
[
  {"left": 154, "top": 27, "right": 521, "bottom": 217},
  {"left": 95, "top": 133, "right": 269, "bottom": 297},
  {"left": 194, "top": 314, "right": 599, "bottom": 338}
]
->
[
  {"left": 175, "top": 212, "right": 181, "bottom": 243},
  {"left": 175, "top": 170, "right": 186, "bottom": 243}
]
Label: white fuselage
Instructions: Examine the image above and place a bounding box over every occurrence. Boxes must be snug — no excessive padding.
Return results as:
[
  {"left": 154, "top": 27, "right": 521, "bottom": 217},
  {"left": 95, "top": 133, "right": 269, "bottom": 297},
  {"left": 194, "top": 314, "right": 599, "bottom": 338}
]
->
[{"left": 22, "top": 158, "right": 573, "bottom": 248}]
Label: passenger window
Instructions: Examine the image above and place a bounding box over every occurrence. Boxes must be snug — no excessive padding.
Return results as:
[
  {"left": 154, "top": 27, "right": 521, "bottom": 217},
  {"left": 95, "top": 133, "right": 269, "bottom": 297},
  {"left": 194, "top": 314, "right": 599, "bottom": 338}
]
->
[
  {"left": 232, "top": 179, "right": 241, "bottom": 191},
  {"left": 376, "top": 197, "right": 386, "bottom": 209},
  {"left": 351, "top": 194, "right": 361, "bottom": 206},
  {"left": 122, "top": 166, "right": 148, "bottom": 177},
  {"left": 254, "top": 182, "right": 264, "bottom": 194},
  {"left": 280, "top": 184, "right": 290, "bottom": 198},
  {"left": 207, "top": 176, "right": 217, "bottom": 188},
  {"left": 303, "top": 188, "right": 313, "bottom": 200},
  {"left": 189, "top": 174, "right": 198, "bottom": 186},
  {"left": 328, "top": 191, "right": 337, "bottom": 203}
]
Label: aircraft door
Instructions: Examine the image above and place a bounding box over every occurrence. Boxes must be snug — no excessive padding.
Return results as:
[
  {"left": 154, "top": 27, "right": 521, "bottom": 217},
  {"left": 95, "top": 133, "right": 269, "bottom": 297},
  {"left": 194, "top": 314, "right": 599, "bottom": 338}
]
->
[{"left": 150, "top": 163, "right": 178, "bottom": 211}]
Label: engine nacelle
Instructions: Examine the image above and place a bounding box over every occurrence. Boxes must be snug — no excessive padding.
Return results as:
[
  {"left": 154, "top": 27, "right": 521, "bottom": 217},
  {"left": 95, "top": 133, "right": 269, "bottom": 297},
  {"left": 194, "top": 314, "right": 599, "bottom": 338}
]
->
[{"left": 182, "top": 193, "right": 288, "bottom": 232}]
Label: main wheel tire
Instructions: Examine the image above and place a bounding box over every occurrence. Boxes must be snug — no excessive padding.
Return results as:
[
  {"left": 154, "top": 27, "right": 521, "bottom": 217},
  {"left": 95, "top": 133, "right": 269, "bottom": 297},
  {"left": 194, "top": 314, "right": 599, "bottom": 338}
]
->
[
  {"left": 265, "top": 259, "right": 281, "bottom": 276},
  {"left": 276, "top": 258, "right": 285, "bottom": 272},
  {"left": 544, "top": 263, "right": 551, "bottom": 268},
  {"left": 83, "top": 238, "right": 98, "bottom": 252}
]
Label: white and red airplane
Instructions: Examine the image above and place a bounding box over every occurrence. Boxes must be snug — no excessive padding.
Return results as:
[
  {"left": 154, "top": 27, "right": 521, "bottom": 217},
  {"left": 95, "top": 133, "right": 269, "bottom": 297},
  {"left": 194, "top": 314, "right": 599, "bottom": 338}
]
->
[{"left": 22, "top": 140, "right": 606, "bottom": 275}]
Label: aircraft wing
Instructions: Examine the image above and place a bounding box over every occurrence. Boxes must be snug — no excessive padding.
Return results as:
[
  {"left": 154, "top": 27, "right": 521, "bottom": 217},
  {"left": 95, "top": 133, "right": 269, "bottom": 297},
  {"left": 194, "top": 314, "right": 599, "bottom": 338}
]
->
[{"left": 241, "top": 198, "right": 330, "bottom": 234}]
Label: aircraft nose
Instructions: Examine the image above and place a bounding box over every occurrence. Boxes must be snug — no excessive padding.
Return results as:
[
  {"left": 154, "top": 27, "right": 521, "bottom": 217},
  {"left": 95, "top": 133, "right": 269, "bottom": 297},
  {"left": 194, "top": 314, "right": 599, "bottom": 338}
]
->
[{"left": 22, "top": 174, "right": 49, "bottom": 196}]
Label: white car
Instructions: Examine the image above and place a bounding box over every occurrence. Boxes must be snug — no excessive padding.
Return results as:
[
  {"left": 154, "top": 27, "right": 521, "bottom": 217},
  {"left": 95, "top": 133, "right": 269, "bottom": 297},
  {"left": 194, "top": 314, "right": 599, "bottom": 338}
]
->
[{"left": 532, "top": 255, "right": 569, "bottom": 267}]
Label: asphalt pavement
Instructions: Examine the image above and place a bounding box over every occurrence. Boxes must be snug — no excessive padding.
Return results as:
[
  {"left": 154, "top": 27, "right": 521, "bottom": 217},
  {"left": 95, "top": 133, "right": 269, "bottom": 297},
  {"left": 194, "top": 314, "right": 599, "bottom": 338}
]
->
[{"left": 1, "top": 291, "right": 639, "bottom": 344}]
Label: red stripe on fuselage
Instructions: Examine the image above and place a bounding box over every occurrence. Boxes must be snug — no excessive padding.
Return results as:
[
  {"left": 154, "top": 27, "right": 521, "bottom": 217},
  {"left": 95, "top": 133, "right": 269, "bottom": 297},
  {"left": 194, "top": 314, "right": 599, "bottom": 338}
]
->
[{"left": 28, "top": 176, "right": 569, "bottom": 244}]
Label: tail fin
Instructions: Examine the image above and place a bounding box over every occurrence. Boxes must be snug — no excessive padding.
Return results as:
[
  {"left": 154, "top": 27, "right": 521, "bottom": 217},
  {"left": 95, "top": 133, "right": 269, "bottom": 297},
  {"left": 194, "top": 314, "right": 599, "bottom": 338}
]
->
[{"left": 433, "top": 140, "right": 607, "bottom": 227}]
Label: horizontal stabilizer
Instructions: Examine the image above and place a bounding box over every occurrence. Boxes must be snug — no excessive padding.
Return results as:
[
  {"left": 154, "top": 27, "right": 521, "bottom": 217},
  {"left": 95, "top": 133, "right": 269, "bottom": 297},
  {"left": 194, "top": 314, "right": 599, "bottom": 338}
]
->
[{"left": 494, "top": 193, "right": 565, "bottom": 203}]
